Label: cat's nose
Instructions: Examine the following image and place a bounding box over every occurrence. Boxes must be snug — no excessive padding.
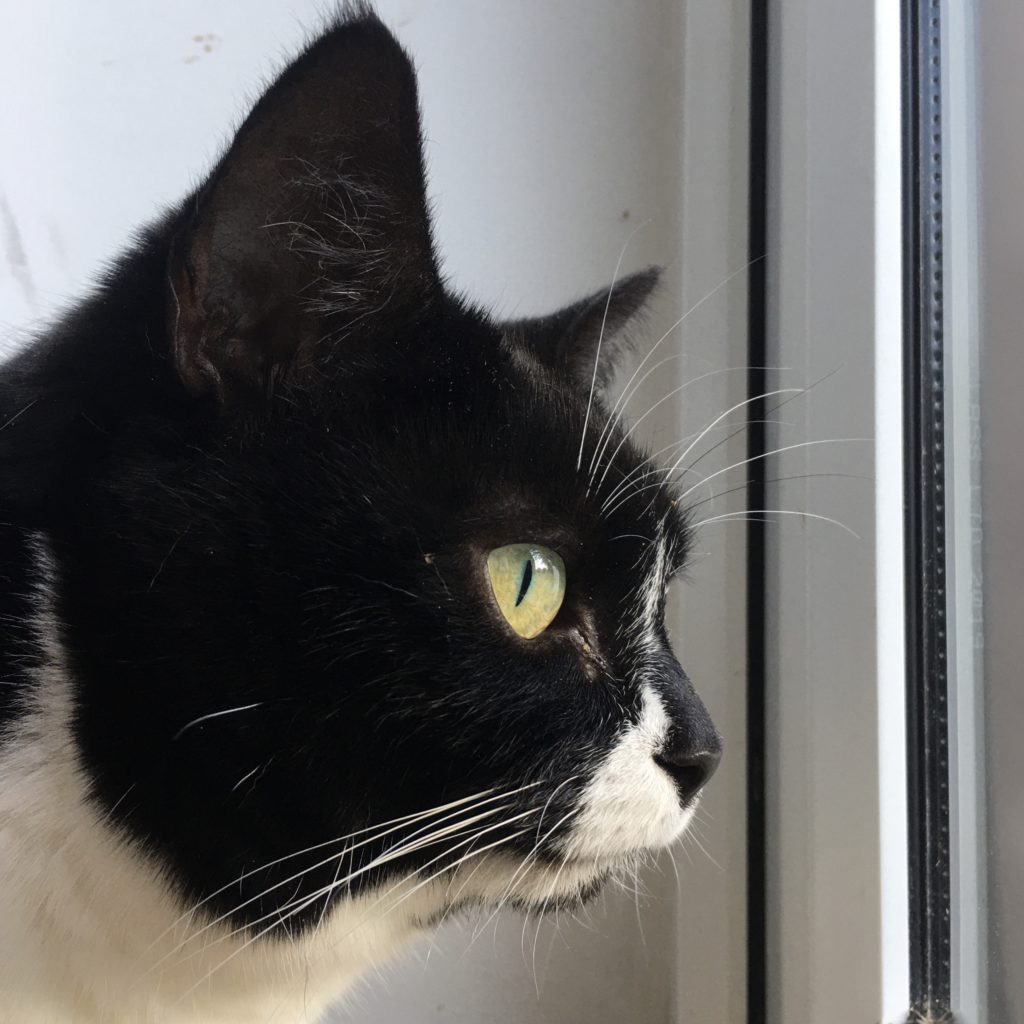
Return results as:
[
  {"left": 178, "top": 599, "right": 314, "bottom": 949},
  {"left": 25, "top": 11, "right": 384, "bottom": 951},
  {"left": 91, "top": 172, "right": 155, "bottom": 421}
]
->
[{"left": 654, "top": 745, "right": 722, "bottom": 805}]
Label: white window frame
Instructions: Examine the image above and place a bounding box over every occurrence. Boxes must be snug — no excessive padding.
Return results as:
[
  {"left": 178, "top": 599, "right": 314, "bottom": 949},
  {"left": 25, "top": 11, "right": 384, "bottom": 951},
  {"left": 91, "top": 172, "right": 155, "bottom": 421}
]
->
[{"left": 764, "top": 2, "right": 909, "bottom": 1021}]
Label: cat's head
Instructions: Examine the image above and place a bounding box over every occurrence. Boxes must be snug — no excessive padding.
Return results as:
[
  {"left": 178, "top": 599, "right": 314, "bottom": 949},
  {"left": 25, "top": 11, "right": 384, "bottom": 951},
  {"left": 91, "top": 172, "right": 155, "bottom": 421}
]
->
[{"left": 51, "top": 6, "right": 720, "bottom": 933}]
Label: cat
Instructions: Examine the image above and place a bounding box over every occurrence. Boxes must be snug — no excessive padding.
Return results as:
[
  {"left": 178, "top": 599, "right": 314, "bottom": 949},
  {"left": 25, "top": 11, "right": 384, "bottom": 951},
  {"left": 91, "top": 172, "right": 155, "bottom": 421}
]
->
[{"left": 0, "top": 5, "right": 721, "bottom": 1022}]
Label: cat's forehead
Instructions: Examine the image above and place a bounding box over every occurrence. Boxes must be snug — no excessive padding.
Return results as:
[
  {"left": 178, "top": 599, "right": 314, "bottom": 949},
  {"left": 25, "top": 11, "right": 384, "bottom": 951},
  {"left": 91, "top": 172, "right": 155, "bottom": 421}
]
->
[
  {"left": 402, "top": 329, "right": 685, "bottom": 528},
  {"left": 441, "top": 343, "right": 688, "bottom": 565}
]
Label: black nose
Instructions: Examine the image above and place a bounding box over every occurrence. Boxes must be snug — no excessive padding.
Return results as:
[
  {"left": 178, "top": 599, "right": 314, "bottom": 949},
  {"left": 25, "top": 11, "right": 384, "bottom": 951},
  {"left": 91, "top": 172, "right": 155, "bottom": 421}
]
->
[{"left": 654, "top": 746, "right": 722, "bottom": 804}]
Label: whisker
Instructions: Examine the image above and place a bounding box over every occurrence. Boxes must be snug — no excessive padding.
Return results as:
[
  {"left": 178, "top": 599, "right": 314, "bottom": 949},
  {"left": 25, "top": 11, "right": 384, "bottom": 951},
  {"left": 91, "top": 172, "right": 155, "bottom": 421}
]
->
[
  {"left": 695, "top": 804, "right": 715, "bottom": 825},
  {"left": 347, "top": 826, "right": 538, "bottom": 973},
  {"left": 471, "top": 801, "right": 580, "bottom": 944},
  {"left": 0, "top": 397, "right": 39, "bottom": 433},
  {"left": 665, "top": 845, "right": 683, "bottom": 895},
  {"left": 685, "top": 828, "right": 725, "bottom": 873},
  {"left": 599, "top": 417, "right": 791, "bottom": 512},
  {"left": 596, "top": 386, "right": 804, "bottom": 507},
  {"left": 680, "top": 471, "right": 873, "bottom": 515},
  {"left": 314, "top": 848, "right": 347, "bottom": 937},
  {"left": 655, "top": 387, "right": 805, "bottom": 490},
  {"left": 603, "top": 433, "right": 863, "bottom": 518},
  {"left": 586, "top": 256, "right": 770, "bottom": 483},
  {"left": 632, "top": 863, "right": 648, "bottom": 954},
  {"left": 230, "top": 765, "right": 262, "bottom": 793},
  {"left": 676, "top": 438, "right": 871, "bottom": 500},
  {"left": 680, "top": 363, "right": 847, "bottom": 482},
  {"left": 691, "top": 509, "right": 861, "bottom": 539},
  {"left": 372, "top": 826, "right": 534, "bottom": 931},
  {"left": 576, "top": 223, "right": 648, "bottom": 471},
  {"left": 172, "top": 703, "right": 263, "bottom": 741},
  {"left": 585, "top": 352, "right": 689, "bottom": 478},
  {"left": 533, "top": 776, "right": 579, "bottom": 845},
  {"left": 677, "top": 833, "right": 696, "bottom": 867},
  {"left": 527, "top": 839, "right": 586, "bottom": 987},
  {"left": 530, "top": 910, "right": 545, "bottom": 996},
  {"left": 590, "top": 370, "right": 775, "bottom": 501},
  {"left": 281, "top": 809, "right": 539, "bottom": 932},
  {"left": 436, "top": 836, "right": 493, "bottom": 926}
]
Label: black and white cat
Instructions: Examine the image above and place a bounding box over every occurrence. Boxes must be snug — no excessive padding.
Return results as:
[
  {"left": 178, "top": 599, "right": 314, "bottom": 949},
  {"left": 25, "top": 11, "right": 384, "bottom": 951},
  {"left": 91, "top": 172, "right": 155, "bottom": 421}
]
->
[{"left": 0, "top": 6, "right": 721, "bottom": 1022}]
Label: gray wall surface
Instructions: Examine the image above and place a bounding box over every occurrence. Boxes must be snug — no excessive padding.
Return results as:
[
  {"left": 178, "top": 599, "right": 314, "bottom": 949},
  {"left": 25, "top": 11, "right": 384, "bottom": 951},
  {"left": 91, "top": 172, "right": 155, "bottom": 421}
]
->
[{"left": 977, "top": 1, "right": 1024, "bottom": 1020}]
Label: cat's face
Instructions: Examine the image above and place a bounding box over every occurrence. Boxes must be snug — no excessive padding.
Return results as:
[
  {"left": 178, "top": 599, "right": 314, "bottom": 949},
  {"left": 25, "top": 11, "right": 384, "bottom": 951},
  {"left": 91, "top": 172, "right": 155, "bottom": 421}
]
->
[{"left": 41, "top": 10, "right": 720, "bottom": 936}]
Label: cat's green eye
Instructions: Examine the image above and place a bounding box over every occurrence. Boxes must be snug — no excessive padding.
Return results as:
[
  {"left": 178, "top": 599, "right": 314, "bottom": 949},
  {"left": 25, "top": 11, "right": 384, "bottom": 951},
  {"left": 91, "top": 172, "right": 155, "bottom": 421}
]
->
[{"left": 486, "top": 544, "right": 566, "bottom": 639}]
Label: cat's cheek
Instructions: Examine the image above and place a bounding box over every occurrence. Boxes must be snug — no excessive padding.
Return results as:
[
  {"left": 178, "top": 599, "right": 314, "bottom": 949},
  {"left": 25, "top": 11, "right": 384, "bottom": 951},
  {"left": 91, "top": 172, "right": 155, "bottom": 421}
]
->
[{"left": 559, "top": 685, "right": 694, "bottom": 863}]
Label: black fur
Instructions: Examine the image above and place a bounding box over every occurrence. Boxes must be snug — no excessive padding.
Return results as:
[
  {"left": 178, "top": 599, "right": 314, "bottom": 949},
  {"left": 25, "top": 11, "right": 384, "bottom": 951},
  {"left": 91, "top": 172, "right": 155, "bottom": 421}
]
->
[{"left": 0, "top": 6, "right": 717, "bottom": 935}]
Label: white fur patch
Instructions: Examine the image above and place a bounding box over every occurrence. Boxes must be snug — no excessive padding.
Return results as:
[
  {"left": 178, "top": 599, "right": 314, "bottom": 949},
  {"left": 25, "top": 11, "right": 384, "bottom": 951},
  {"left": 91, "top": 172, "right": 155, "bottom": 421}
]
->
[
  {"left": 561, "top": 685, "right": 693, "bottom": 862},
  {"left": 618, "top": 529, "right": 668, "bottom": 665},
  {"left": 641, "top": 534, "right": 667, "bottom": 637}
]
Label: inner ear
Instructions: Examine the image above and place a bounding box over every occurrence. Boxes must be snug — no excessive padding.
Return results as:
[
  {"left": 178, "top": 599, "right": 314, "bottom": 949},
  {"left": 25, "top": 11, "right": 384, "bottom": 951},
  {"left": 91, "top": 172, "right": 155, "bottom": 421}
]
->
[
  {"left": 169, "top": 8, "right": 440, "bottom": 405},
  {"left": 502, "top": 267, "right": 660, "bottom": 394}
]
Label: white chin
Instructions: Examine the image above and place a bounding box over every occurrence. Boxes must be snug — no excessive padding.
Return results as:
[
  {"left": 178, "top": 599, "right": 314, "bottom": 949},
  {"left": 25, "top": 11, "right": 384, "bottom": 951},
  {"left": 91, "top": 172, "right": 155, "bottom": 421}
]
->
[{"left": 556, "top": 684, "right": 699, "bottom": 864}]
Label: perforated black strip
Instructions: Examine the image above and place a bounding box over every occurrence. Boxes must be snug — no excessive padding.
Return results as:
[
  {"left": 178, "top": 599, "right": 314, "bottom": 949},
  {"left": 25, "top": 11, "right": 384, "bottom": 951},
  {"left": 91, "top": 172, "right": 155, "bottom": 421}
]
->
[{"left": 902, "top": 0, "right": 953, "bottom": 1015}]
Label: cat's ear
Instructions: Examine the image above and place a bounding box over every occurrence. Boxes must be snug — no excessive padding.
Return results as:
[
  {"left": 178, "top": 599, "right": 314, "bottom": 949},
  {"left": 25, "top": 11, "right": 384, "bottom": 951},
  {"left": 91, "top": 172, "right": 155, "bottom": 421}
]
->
[
  {"left": 168, "top": 9, "right": 438, "bottom": 404},
  {"left": 504, "top": 268, "right": 660, "bottom": 393}
]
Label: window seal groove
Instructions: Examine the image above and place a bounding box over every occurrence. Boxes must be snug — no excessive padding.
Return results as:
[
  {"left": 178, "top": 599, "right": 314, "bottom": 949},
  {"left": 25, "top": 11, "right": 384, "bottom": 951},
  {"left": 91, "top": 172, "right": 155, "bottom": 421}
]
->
[{"left": 902, "top": 0, "right": 954, "bottom": 1016}]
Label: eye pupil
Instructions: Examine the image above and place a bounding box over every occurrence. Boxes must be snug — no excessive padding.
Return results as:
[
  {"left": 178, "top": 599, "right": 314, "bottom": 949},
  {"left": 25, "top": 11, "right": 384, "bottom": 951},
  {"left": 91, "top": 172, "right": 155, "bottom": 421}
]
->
[{"left": 515, "top": 559, "right": 533, "bottom": 607}]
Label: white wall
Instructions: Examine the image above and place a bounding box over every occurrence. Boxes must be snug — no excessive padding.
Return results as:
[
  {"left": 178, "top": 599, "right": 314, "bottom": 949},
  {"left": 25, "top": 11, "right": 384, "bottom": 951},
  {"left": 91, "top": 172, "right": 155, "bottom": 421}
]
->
[{"left": 0, "top": 3, "right": 751, "bottom": 1021}]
